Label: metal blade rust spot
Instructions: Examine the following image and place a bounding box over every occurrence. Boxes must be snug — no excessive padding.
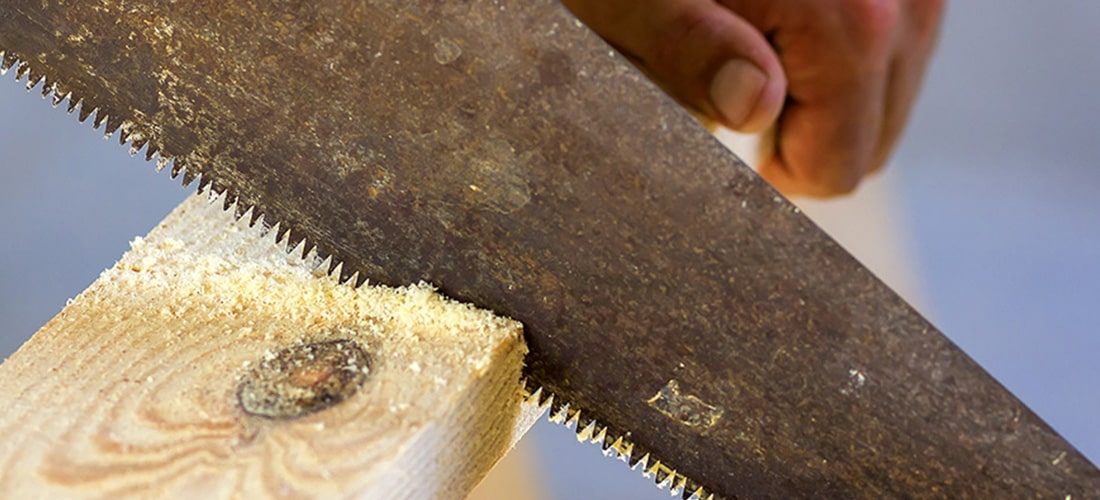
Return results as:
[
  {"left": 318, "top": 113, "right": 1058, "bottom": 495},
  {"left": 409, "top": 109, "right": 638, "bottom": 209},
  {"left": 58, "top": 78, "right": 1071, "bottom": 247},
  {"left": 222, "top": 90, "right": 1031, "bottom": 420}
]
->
[{"left": 646, "top": 380, "right": 724, "bottom": 431}]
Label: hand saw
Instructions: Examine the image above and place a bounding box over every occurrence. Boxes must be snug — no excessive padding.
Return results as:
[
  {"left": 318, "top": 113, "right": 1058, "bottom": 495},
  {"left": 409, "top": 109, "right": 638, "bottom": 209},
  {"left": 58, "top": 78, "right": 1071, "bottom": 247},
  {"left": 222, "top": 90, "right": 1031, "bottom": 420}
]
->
[{"left": 2, "top": 1, "right": 1097, "bottom": 497}]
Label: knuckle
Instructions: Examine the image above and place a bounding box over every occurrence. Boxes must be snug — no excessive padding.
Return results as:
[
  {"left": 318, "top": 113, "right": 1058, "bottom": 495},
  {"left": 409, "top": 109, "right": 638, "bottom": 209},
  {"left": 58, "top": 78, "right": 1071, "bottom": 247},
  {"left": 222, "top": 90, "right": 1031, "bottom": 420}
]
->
[
  {"left": 841, "top": 0, "right": 902, "bottom": 50},
  {"left": 913, "top": 0, "right": 947, "bottom": 38}
]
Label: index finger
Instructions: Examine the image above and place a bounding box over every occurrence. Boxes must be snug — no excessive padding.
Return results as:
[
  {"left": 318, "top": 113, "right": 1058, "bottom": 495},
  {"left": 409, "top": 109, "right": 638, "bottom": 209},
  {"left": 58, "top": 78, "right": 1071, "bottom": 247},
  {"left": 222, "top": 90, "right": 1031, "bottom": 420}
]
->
[{"left": 744, "top": 0, "right": 897, "bottom": 196}]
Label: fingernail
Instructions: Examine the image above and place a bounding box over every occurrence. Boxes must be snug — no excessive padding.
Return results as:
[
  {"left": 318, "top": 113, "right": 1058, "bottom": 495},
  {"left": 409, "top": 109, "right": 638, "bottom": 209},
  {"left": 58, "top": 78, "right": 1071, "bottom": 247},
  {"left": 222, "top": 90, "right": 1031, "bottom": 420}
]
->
[{"left": 709, "top": 59, "right": 767, "bottom": 130}]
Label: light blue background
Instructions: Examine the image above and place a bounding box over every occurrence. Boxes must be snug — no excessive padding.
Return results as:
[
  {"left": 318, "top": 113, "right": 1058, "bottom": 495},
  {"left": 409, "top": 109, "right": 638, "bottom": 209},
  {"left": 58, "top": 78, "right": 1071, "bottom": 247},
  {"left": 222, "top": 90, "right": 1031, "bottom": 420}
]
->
[{"left": 1, "top": 1, "right": 1097, "bottom": 497}]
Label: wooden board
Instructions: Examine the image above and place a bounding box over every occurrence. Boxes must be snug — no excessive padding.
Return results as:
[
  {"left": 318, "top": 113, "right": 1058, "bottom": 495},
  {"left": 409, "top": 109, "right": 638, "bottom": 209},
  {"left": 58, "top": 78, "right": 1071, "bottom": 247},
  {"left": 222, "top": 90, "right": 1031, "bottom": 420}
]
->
[{"left": 0, "top": 192, "right": 544, "bottom": 498}]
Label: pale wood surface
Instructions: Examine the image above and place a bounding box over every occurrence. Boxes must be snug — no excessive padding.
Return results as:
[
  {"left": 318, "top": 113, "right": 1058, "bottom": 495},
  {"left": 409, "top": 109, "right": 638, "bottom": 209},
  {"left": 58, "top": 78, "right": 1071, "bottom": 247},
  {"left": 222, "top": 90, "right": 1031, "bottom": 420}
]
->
[
  {"left": 0, "top": 193, "right": 544, "bottom": 498},
  {"left": 468, "top": 437, "right": 545, "bottom": 500}
]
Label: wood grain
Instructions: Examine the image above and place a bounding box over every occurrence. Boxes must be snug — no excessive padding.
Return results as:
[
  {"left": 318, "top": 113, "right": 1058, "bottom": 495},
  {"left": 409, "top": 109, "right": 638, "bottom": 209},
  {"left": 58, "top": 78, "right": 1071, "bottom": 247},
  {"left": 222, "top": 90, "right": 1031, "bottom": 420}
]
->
[{"left": 0, "top": 193, "right": 544, "bottom": 498}]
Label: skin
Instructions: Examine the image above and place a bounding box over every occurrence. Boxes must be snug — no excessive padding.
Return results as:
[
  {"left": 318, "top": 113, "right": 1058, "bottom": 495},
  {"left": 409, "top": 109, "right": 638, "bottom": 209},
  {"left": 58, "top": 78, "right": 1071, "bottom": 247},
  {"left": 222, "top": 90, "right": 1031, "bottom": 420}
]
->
[{"left": 561, "top": 0, "right": 946, "bottom": 197}]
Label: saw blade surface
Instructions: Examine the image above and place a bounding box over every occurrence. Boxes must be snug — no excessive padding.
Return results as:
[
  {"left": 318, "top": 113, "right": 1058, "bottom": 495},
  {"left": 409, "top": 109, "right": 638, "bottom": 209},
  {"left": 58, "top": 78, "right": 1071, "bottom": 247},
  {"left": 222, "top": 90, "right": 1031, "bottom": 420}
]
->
[{"left": 2, "top": 1, "right": 1098, "bottom": 497}]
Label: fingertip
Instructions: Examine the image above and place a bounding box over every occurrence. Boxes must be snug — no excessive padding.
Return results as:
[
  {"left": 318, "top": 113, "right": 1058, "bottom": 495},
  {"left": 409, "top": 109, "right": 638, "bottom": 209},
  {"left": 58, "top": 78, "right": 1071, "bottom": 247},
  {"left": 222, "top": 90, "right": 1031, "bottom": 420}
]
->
[
  {"left": 709, "top": 59, "right": 765, "bottom": 130},
  {"left": 709, "top": 58, "right": 785, "bottom": 133},
  {"left": 565, "top": 0, "right": 787, "bottom": 133},
  {"left": 744, "top": 67, "right": 786, "bottom": 132}
]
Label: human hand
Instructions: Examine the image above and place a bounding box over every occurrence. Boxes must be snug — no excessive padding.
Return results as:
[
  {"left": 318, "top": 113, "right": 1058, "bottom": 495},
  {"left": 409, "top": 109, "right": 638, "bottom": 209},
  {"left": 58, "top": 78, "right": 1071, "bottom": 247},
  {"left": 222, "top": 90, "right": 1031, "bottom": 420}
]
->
[{"left": 562, "top": 0, "right": 945, "bottom": 196}]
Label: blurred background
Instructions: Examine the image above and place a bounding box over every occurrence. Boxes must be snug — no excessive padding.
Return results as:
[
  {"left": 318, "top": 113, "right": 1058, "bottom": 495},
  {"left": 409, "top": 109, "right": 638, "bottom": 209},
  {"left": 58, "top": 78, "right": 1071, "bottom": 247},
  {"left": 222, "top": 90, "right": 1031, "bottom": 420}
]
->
[{"left": 2, "top": 1, "right": 1098, "bottom": 498}]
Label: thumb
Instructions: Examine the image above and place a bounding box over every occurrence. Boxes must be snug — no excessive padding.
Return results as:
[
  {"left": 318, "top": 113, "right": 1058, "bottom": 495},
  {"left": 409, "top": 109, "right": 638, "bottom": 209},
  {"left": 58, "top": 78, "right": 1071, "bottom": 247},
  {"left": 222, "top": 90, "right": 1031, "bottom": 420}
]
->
[{"left": 563, "top": 0, "right": 786, "bottom": 132}]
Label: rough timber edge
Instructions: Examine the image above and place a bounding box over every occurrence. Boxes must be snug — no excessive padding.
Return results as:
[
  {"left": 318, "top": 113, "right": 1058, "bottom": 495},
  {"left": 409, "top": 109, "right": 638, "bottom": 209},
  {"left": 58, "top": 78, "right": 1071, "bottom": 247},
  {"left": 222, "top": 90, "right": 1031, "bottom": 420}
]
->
[{"left": 1, "top": 49, "right": 722, "bottom": 500}]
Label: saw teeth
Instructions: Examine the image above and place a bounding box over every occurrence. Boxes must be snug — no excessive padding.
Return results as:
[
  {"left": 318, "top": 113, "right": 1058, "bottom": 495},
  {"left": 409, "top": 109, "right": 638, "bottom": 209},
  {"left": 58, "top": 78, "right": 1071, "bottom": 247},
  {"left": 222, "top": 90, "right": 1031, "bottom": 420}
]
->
[
  {"left": 196, "top": 176, "right": 214, "bottom": 194},
  {"left": 328, "top": 256, "right": 343, "bottom": 276},
  {"left": 76, "top": 102, "right": 95, "bottom": 123},
  {"left": 235, "top": 204, "right": 257, "bottom": 225},
  {"left": 220, "top": 192, "right": 237, "bottom": 212},
  {"left": 3, "top": 49, "right": 719, "bottom": 499},
  {"left": 92, "top": 108, "right": 109, "bottom": 130},
  {"left": 51, "top": 90, "right": 69, "bottom": 108},
  {"left": 168, "top": 158, "right": 191, "bottom": 182},
  {"left": 564, "top": 408, "right": 581, "bottom": 429},
  {"left": 278, "top": 227, "right": 297, "bottom": 250},
  {"left": 575, "top": 420, "right": 597, "bottom": 443},
  {"left": 672, "top": 476, "right": 689, "bottom": 497},
  {"left": 528, "top": 386, "right": 718, "bottom": 500},
  {"left": 105, "top": 114, "right": 124, "bottom": 137},
  {"left": 604, "top": 435, "right": 627, "bottom": 458},
  {"left": 14, "top": 61, "right": 29, "bottom": 81},
  {"left": 547, "top": 402, "right": 566, "bottom": 424},
  {"left": 327, "top": 260, "right": 343, "bottom": 282},
  {"left": 286, "top": 232, "right": 309, "bottom": 260},
  {"left": 303, "top": 243, "right": 320, "bottom": 263},
  {"left": 41, "top": 78, "right": 61, "bottom": 100},
  {"left": 269, "top": 222, "right": 287, "bottom": 245},
  {"left": 129, "top": 136, "right": 149, "bottom": 157},
  {"left": 179, "top": 168, "right": 199, "bottom": 188},
  {"left": 192, "top": 191, "right": 359, "bottom": 288},
  {"left": 650, "top": 462, "right": 669, "bottom": 483},
  {"left": 247, "top": 206, "right": 265, "bottom": 227},
  {"left": 313, "top": 255, "right": 335, "bottom": 278},
  {"left": 601, "top": 430, "right": 620, "bottom": 452},
  {"left": 3, "top": 46, "right": 729, "bottom": 500},
  {"left": 24, "top": 71, "right": 42, "bottom": 90},
  {"left": 169, "top": 158, "right": 186, "bottom": 178},
  {"left": 153, "top": 155, "right": 171, "bottom": 172},
  {"left": 145, "top": 143, "right": 160, "bottom": 162},
  {"left": 524, "top": 380, "right": 555, "bottom": 407},
  {"left": 1, "top": 49, "right": 371, "bottom": 295},
  {"left": 591, "top": 424, "right": 608, "bottom": 446},
  {"left": 118, "top": 121, "right": 138, "bottom": 145},
  {"left": 329, "top": 261, "right": 345, "bottom": 282},
  {"left": 0, "top": 52, "right": 15, "bottom": 74},
  {"left": 522, "top": 385, "right": 543, "bottom": 405}
]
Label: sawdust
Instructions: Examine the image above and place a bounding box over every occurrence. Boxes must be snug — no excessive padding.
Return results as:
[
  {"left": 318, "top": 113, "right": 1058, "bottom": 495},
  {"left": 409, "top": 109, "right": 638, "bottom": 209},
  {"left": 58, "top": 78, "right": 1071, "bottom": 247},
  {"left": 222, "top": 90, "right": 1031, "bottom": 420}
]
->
[{"left": 73, "top": 191, "right": 525, "bottom": 422}]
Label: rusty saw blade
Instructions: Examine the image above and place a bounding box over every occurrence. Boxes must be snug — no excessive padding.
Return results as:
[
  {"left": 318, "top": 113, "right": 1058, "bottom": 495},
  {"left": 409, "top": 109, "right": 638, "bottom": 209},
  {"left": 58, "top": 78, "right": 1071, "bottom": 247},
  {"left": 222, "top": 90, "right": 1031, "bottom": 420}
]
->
[{"left": 2, "top": 1, "right": 1098, "bottom": 498}]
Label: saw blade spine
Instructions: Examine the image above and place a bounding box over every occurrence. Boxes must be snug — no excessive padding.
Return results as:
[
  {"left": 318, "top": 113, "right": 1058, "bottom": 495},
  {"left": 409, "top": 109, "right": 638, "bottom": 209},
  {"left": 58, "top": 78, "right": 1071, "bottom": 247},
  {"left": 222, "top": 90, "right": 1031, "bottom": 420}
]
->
[{"left": 524, "top": 381, "right": 717, "bottom": 500}]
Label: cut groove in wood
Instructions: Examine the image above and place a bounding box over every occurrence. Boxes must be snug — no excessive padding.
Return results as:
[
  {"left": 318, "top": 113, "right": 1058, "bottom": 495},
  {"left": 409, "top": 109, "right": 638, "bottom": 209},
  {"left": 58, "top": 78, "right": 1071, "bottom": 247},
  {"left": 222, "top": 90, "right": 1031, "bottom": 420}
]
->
[{"left": 0, "top": 192, "right": 542, "bottom": 498}]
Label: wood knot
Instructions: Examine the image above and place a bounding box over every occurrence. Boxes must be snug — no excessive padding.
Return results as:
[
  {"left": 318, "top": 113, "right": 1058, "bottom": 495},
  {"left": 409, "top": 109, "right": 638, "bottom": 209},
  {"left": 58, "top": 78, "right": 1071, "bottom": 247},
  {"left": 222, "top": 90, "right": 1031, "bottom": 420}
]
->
[{"left": 237, "top": 339, "right": 370, "bottom": 419}]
